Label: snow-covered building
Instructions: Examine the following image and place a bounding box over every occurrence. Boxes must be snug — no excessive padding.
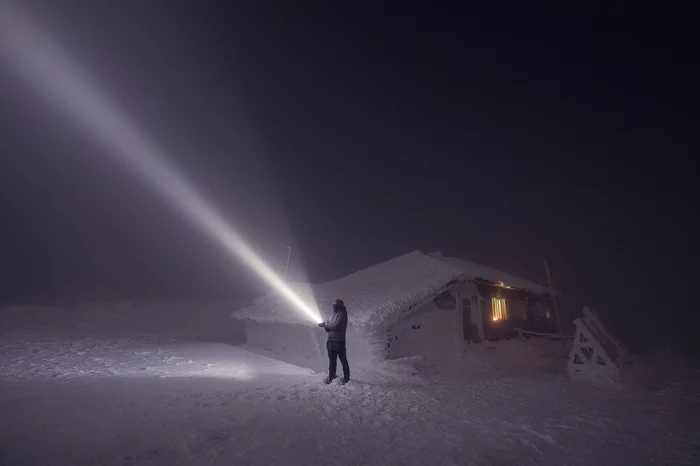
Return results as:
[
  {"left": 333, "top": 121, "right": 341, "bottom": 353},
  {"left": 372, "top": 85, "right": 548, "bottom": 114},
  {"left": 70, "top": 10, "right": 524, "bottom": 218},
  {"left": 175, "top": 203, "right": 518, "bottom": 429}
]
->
[{"left": 232, "top": 251, "right": 557, "bottom": 372}]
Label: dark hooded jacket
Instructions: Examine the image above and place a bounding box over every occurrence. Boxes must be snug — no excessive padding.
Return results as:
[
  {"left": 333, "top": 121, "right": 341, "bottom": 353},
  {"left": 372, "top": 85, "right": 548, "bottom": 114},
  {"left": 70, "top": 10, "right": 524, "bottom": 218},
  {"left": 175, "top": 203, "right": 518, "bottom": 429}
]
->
[{"left": 324, "top": 305, "right": 348, "bottom": 342}]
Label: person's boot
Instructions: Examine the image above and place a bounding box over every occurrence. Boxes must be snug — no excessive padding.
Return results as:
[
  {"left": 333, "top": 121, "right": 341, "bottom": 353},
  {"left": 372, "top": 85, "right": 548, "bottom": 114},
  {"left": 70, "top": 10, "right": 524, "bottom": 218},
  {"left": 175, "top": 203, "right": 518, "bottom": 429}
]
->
[
  {"left": 324, "top": 375, "right": 335, "bottom": 384},
  {"left": 340, "top": 359, "right": 350, "bottom": 384}
]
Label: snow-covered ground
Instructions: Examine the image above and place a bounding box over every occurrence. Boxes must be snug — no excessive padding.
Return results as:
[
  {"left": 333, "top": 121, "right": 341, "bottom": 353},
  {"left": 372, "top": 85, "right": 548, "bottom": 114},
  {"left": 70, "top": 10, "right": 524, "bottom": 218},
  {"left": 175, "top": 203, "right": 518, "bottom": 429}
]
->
[{"left": 1, "top": 302, "right": 699, "bottom": 465}]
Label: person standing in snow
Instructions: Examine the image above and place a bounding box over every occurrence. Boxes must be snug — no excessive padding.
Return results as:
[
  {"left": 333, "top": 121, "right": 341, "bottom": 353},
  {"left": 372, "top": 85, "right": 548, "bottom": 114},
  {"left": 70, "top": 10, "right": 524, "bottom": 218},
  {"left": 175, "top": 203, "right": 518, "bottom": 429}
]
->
[{"left": 318, "top": 299, "right": 350, "bottom": 384}]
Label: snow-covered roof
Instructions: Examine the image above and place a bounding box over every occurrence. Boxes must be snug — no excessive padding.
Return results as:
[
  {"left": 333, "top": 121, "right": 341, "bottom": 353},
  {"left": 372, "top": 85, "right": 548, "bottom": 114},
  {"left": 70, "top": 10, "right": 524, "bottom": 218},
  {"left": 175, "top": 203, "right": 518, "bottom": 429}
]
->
[
  {"left": 232, "top": 251, "right": 555, "bottom": 329},
  {"left": 233, "top": 251, "right": 465, "bottom": 329},
  {"left": 427, "top": 253, "right": 554, "bottom": 295}
]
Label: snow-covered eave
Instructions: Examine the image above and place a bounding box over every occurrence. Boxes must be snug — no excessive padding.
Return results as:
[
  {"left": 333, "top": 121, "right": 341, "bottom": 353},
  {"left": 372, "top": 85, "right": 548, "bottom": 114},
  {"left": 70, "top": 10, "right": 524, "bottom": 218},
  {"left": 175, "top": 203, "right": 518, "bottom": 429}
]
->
[
  {"left": 470, "top": 277, "right": 561, "bottom": 297},
  {"left": 358, "top": 273, "right": 467, "bottom": 332},
  {"left": 427, "top": 254, "right": 558, "bottom": 296},
  {"left": 371, "top": 277, "right": 465, "bottom": 332}
]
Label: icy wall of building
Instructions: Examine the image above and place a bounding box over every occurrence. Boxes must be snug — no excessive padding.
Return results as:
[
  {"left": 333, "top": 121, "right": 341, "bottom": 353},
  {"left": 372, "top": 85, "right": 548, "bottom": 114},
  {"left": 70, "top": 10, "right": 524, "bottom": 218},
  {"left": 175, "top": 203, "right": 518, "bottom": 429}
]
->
[{"left": 386, "top": 299, "right": 463, "bottom": 366}]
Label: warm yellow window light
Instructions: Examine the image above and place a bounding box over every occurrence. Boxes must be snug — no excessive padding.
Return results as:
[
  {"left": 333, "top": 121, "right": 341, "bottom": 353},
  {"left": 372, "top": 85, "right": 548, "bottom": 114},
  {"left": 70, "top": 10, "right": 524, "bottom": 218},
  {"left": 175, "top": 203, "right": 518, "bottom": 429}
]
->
[{"left": 491, "top": 297, "right": 507, "bottom": 321}]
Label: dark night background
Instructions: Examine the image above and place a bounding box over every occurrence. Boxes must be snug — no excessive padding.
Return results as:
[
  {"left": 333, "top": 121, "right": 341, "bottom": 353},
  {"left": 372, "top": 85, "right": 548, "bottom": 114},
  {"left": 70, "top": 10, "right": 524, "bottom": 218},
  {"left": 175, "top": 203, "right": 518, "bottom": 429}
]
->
[{"left": 1, "top": 3, "right": 697, "bottom": 354}]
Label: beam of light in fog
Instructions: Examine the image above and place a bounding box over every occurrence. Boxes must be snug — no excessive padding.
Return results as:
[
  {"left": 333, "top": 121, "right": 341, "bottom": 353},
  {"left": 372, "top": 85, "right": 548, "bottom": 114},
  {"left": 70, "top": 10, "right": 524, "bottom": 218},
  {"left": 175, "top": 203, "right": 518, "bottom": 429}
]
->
[{"left": 0, "top": 4, "right": 322, "bottom": 324}]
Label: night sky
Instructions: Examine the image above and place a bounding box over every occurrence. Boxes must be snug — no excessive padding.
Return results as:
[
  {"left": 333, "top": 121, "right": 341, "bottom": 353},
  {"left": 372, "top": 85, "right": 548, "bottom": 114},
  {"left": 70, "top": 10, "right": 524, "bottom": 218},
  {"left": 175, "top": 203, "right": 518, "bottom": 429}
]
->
[{"left": 1, "top": 3, "right": 697, "bottom": 354}]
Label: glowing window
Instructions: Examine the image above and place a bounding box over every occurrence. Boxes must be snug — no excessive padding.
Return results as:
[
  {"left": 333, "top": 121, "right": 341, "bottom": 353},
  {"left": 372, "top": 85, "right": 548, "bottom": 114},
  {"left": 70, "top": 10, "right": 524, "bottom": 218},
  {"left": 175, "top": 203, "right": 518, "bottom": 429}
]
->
[{"left": 491, "top": 298, "right": 507, "bottom": 321}]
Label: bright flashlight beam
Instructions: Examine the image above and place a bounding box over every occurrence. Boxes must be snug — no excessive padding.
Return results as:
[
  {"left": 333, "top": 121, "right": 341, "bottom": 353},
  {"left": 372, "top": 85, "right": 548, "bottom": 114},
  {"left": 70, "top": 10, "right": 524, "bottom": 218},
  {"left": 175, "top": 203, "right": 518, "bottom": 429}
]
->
[{"left": 0, "top": 5, "right": 322, "bottom": 324}]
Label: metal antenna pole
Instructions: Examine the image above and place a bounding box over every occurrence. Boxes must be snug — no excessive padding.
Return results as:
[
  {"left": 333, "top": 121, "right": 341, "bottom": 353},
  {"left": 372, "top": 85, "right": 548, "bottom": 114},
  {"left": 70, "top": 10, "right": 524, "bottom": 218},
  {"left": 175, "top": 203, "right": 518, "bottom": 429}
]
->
[{"left": 544, "top": 260, "right": 564, "bottom": 343}]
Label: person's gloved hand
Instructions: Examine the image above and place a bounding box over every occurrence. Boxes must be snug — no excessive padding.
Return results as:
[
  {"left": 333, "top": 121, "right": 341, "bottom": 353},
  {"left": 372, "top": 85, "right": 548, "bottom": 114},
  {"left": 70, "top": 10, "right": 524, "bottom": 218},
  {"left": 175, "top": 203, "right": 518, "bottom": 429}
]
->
[{"left": 318, "top": 322, "right": 325, "bottom": 328}]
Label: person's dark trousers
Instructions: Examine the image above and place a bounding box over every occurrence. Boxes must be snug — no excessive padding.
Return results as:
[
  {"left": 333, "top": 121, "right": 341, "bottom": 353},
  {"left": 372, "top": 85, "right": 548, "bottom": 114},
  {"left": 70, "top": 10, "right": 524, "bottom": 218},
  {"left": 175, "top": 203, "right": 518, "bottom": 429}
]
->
[{"left": 326, "top": 340, "right": 350, "bottom": 381}]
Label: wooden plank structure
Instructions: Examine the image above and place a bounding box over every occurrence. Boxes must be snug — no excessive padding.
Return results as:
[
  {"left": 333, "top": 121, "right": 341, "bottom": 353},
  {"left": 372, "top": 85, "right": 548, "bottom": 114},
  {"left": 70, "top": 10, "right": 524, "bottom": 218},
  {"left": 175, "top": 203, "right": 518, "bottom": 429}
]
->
[{"left": 568, "top": 307, "right": 627, "bottom": 385}]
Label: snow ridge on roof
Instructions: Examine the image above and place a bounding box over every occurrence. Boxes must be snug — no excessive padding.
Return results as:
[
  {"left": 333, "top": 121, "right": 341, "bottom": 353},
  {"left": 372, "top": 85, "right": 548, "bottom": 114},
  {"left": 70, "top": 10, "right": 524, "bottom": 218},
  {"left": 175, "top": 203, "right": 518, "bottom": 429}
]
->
[{"left": 428, "top": 254, "right": 552, "bottom": 295}]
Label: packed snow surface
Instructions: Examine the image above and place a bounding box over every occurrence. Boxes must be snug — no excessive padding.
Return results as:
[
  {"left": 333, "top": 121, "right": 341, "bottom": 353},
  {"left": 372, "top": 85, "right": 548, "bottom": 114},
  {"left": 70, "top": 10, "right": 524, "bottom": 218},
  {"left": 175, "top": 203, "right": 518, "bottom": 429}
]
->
[{"left": 2, "top": 301, "right": 699, "bottom": 465}]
